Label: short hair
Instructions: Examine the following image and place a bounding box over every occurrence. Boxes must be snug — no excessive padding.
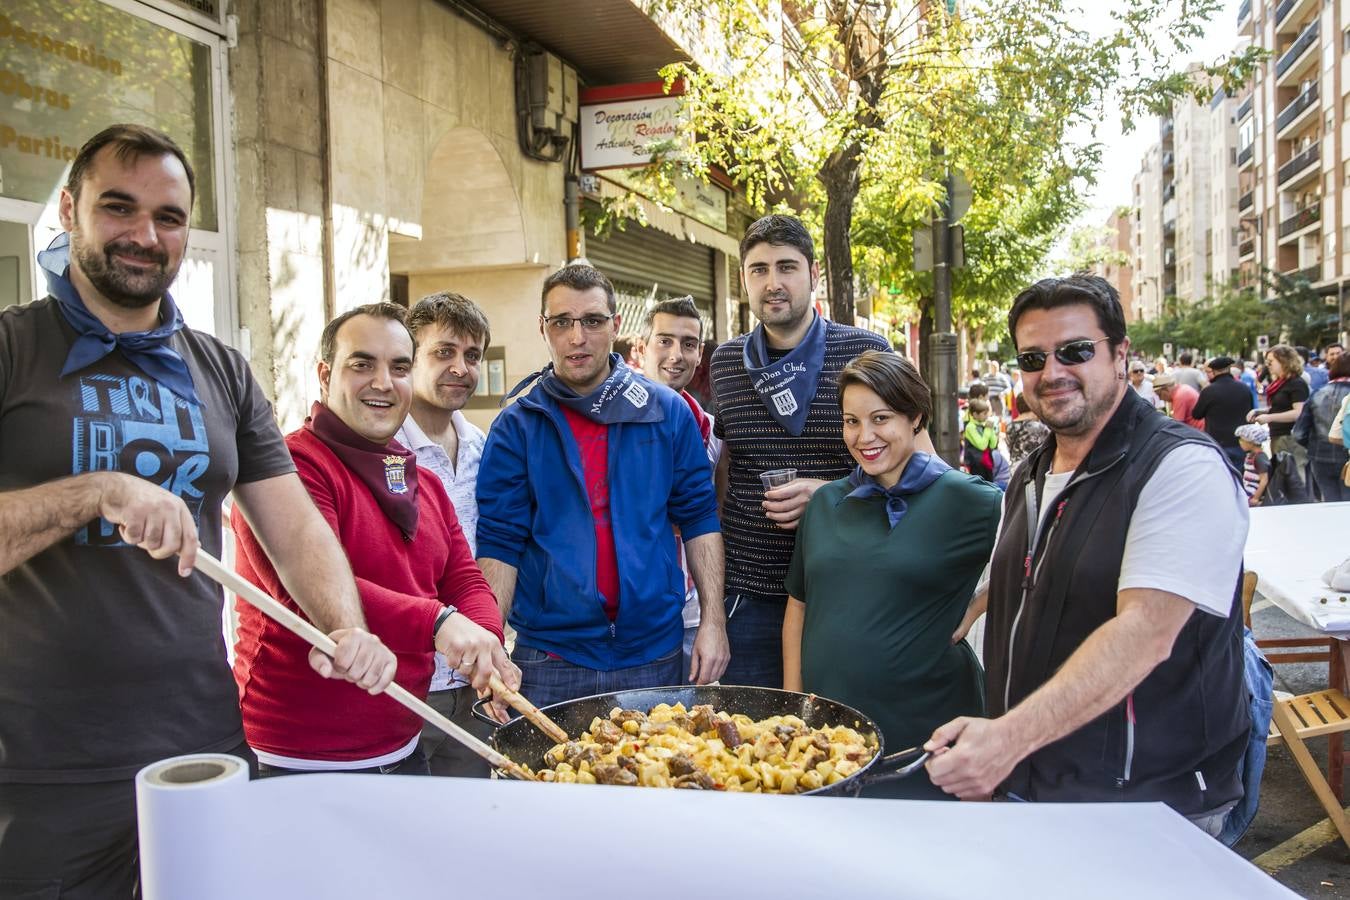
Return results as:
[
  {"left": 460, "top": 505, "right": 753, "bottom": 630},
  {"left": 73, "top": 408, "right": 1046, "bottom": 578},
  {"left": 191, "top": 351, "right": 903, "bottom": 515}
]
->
[
  {"left": 1295, "top": 346, "right": 1311, "bottom": 363},
  {"left": 1014, "top": 392, "right": 1032, "bottom": 414},
  {"left": 740, "top": 214, "right": 814, "bottom": 267},
  {"left": 1329, "top": 354, "right": 1350, "bottom": 379},
  {"left": 1324, "top": 342, "right": 1344, "bottom": 354},
  {"left": 1266, "top": 344, "right": 1304, "bottom": 378},
  {"left": 639, "top": 296, "right": 702, "bottom": 341},
  {"left": 1007, "top": 275, "right": 1127, "bottom": 352},
  {"left": 320, "top": 302, "right": 411, "bottom": 365},
  {"left": 540, "top": 264, "right": 616, "bottom": 315},
  {"left": 967, "top": 398, "right": 991, "bottom": 418},
  {"left": 406, "top": 291, "right": 491, "bottom": 349},
  {"left": 67, "top": 124, "right": 196, "bottom": 204},
  {"left": 837, "top": 350, "right": 932, "bottom": 430},
  {"left": 1178, "top": 351, "right": 1193, "bottom": 366},
  {"left": 967, "top": 381, "right": 989, "bottom": 399},
  {"left": 1128, "top": 360, "right": 1146, "bottom": 373}
]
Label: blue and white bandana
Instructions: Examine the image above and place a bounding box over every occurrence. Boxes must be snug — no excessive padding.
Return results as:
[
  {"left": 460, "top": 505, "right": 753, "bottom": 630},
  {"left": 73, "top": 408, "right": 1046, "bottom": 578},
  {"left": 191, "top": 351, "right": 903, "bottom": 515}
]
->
[{"left": 742, "top": 312, "right": 826, "bottom": 436}]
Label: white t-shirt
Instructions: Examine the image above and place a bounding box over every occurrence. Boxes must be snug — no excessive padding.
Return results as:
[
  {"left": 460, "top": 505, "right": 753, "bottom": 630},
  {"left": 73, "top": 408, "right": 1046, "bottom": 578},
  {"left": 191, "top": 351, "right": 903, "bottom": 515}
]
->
[{"left": 1034, "top": 443, "right": 1247, "bottom": 617}]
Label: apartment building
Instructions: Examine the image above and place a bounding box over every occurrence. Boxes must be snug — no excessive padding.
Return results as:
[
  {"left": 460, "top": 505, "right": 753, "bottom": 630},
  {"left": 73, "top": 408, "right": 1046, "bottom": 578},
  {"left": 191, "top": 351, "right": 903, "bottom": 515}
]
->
[
  {"left": 1235, "top": 0, "right": 1338, "bottom": 297},
  {"left": 1131, "top": 141, "right": 1165, "bottom": 321},
  {"left": 1130, "top": 68, "right": 1243, "bottom": 321},
  {"left": 1094, "top": 208, "right": 1136, "bottom": 321}
]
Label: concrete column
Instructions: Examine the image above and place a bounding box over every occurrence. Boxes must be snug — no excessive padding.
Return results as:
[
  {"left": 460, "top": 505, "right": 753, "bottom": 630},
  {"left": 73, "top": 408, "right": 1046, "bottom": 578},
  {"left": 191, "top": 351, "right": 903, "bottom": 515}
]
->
[{"left": 229, "top": 0, "right": 330, "bottom": 429}]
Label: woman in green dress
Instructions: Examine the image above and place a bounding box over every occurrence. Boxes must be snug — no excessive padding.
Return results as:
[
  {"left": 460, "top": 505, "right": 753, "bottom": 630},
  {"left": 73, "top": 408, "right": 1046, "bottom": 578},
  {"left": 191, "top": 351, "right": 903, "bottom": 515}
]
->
[{"left": 783, "top": 350, "right": 1000, "bottom": 799}]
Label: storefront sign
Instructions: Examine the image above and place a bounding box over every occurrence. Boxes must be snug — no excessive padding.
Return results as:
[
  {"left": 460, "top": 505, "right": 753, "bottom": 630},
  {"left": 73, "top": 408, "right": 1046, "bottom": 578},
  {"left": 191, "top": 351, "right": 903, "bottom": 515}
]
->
[
  {"left": 581, "top": 94, "right": 683, "bottom": 170},
  {"left": 606, "top": 168, "right": 728, "bottom": 233},
  {"left": 0, "top": 2, "right": 217, "bottom": 229}
]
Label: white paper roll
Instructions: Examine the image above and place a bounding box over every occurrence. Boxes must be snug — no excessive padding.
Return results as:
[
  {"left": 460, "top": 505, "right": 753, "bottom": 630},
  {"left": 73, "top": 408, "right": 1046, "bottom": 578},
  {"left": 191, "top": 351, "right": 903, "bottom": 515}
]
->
[{"left": 136, "top": 753, "right": 249, "bottom": 900}]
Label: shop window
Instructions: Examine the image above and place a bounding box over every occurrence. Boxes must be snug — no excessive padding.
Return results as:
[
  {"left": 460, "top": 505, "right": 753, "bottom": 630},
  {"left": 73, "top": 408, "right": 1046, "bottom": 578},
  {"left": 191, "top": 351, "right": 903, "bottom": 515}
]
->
[
  {"left": 0, "top": 1, "right": 219, "bottom": 230},
  {"left": 467, "top": 346, "right": 509, "bottom": 409}
]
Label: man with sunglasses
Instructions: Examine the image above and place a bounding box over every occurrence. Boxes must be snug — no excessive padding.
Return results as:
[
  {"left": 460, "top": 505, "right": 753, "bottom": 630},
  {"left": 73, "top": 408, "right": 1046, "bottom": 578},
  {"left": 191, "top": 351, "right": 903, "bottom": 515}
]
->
[
  {"left": 476, "top": 264, "right": 727, "bottom": 706},
  {"left": 926, "top": 275, "right": 1250, "bottom": 840}
]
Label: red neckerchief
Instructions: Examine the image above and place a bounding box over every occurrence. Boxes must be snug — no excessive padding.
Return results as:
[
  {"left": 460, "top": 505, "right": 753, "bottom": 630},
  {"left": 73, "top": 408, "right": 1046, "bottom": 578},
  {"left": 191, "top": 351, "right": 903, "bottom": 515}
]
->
[
  {"left": 305, "top": 401, "right": 419, "bottom": 539},
  {"left": 1265, "top": 377, "right": 1288, "bottom": 399},
  {"left": 680, "top": 390, "right": 712, "bottom": 444}
]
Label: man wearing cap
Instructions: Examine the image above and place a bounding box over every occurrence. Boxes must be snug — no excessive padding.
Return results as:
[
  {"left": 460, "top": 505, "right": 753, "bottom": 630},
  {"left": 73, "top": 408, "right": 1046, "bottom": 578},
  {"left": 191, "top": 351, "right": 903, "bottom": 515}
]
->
[
  {"left": 1128, "top": 360, "right": 1161, "bottom": 410},
  {"left": 1154, "top": 372, "right": 1204, "bottom": 432},
  {"left": 1194, "top": 357, "right": 1256, "bottom": 470}
]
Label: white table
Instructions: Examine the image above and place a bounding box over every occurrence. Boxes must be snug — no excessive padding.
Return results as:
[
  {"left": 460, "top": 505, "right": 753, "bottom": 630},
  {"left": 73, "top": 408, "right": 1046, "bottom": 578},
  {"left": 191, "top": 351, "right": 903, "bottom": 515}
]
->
[
  {"left": 138, "top": 754, "right": 1296, "bottom": 900},
  {"left": 1245, "top": 502, "right": 1350, "bottom": 634}
]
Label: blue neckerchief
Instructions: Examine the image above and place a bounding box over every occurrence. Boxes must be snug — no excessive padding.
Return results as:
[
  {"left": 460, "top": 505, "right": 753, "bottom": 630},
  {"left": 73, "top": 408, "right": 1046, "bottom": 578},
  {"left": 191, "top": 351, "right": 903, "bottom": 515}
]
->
[
  {"left": 505, "top": 353, "right": 664, "bottom": 424},
  {"left": 37, "top": 233, "right": 201, "bottom": 407},
  {"left": 742, "top": 312, "right": 825, "bottom": 436},
  {"left": 842, "top": 451, "right": 951, "bottom": 529}
]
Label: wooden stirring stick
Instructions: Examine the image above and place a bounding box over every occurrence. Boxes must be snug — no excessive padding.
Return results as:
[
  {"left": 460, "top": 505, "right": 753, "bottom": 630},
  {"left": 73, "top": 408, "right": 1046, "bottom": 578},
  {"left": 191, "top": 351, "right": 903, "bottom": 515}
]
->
[
  {"left": 488, "top": 673, "right": 569, "bottom": 744},
  {"left": 192, "top": 551, "right": 537, "bottom": 782}
]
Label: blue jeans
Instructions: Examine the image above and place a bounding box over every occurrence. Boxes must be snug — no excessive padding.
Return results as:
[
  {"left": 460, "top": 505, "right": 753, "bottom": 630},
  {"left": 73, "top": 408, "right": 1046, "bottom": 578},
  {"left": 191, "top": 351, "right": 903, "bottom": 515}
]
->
[
  {"left": 1222, "top": 445, "right": 1246, "bottom": 473},
  {"left": 721, "top": 594, "right": 785, "bottom": 688},
  {"left": 512, "top": 643, "right": 683, "bottom": 708},
  {"left": 1311, "top": 460, "right": 1349, "bottom": 502}
]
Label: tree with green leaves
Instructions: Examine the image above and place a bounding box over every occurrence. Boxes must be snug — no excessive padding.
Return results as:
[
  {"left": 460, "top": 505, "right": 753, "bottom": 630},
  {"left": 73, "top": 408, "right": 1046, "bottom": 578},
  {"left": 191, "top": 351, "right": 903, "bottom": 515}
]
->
[{"left": 640, "top": 0, "right": 1260, "bottom": 332}]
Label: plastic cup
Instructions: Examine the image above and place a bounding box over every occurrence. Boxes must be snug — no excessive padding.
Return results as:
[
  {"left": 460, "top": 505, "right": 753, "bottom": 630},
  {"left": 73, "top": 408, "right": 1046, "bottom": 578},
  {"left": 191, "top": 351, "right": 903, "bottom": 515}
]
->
[{"left": 760, "top": 468, "right": 797, "bottom": 491}]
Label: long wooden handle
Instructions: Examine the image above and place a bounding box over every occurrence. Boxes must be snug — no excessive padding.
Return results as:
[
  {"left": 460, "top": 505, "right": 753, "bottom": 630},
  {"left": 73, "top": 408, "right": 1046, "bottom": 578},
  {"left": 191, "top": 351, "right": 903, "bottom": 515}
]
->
[
  {"left": 488, "top": 673, "right": 569, "bottom": 744},
  {"left": 194, "top": 551, "right": 536, "bottom": 781}
]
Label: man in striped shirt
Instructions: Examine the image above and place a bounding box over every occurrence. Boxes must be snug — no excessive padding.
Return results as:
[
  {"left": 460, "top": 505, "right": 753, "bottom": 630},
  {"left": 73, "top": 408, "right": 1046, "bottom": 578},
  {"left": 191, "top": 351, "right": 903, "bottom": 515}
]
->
[{"left": 710, "top": 215, "right": 892, "bottom": 688}]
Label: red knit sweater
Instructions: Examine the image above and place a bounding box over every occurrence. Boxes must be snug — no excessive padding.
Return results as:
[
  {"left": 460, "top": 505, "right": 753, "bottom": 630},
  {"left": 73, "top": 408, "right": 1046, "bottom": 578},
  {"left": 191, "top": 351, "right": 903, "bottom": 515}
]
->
[{"left": 231, "top": 426, "right": 503, "bottom": 762}]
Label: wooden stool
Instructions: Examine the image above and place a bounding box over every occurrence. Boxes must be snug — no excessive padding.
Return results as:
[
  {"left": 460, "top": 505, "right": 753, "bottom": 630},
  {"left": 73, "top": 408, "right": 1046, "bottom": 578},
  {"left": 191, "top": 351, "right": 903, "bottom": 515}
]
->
[{"left": 1271, "top": 690, "right": 1350, "bottom": 849}]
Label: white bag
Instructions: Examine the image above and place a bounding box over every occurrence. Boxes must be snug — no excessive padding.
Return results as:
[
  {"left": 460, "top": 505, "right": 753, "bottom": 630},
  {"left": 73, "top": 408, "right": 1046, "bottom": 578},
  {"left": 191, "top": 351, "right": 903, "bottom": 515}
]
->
[{"left": 1325, "top": 557, "right": 1350, "bottom": 592}]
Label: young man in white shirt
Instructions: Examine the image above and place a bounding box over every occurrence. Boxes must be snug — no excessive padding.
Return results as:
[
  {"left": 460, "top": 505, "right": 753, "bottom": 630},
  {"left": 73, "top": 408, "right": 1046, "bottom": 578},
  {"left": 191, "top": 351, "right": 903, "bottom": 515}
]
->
[{"left": 397, "top": 292, "right": 493, "bottom": 776}]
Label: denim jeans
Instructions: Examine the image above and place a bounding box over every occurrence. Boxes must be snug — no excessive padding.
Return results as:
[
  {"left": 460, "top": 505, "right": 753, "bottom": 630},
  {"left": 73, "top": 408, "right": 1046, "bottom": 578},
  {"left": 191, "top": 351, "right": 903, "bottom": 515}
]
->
[
  {"left": 258, "top": 744, "right": 429, "bottom": 778},
  {"left": 720, "top": 594, "right": 785, "bottom": 688},
  {"left": 1311, "top": 460, "right": 1349, "bottom": 502},
  {"left": 512, "top": 643, "right": 683, "bottom": 708},
  {"left": 1221, "top": 445, "right": 1246, "bottom": 473}
]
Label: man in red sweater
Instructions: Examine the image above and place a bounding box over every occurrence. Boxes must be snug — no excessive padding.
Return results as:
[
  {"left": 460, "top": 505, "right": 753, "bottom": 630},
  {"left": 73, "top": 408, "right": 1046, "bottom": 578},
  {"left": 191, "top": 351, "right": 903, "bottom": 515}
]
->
[{"left": 232, "top": 303, "right": 518, "bottom": 775}]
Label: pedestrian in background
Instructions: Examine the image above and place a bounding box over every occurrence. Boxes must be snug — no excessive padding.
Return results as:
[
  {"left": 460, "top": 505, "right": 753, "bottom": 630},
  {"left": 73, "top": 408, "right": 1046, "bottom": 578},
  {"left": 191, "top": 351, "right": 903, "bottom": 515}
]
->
[
  {"left": 962, "top": 398, "right": 1000, "bottom": 482},
  {"left": 1248, "top": 344, "right": 1309, "bottom": 481},
  {"left": 1128, "top": 359, "right": 1161, "bottom": 409},
  {"left": 1005, "top": 393, "right": 1050, "bottom": 469},
  {"left": 1154, "top": 372, "right": 1204, "bottom": 431},
  {"left": 1235, "top": 424, "right": 1270, "bottom": 507},
  {"left": 1294, "top": 352, "right": 1350, "bottom": 502},
  {"left": 1193, "top": 356, "right": 1254, "bottom": 471}
]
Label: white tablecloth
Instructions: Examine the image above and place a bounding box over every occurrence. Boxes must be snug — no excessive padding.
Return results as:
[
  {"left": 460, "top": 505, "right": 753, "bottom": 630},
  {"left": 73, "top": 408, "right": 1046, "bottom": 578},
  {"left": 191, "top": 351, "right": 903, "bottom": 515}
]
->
[
  {"left": 138, "top": 754, "right": 1296, "bottom": 900},
  {"left": 1245, "top": 502, "right": 1350, "bottom": 634}
]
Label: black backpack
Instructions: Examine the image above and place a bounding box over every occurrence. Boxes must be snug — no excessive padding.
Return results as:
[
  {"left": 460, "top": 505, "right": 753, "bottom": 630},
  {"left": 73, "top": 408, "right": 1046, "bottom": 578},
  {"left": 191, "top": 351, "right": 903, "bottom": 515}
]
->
[{"left": 1265, "top": 450, "right": 1310, "bottom": 505}]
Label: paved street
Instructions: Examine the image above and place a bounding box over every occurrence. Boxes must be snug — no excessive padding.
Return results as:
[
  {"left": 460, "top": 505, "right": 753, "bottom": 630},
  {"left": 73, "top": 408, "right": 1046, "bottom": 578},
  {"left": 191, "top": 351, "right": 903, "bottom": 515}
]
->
[{"left": 1238, "top": 602, "right": 1350, "bottom": 897}]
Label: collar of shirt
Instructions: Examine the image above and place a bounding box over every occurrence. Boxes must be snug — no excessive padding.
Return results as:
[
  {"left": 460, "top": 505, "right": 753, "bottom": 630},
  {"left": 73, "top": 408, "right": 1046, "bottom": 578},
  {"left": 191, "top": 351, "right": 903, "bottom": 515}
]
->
[{"left": 397, "top": 411, "right": 475, "bottom": 457}]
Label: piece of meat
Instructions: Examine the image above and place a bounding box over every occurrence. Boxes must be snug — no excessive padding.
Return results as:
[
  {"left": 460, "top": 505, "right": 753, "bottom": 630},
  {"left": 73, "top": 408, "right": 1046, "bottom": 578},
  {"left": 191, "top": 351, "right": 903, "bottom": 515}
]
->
[
  {"left": 669, "top": 713, "right": 694, "bottom": 732},
  {"left": 811, "top": 732, "right": 831, "bottom": 753},
  {"left": 615, "top": 754, "right": 639, "bottom": 773},
  {"left": 593, "top": 763, "right": 638, "bottom": 786},
  {"left": 593, "top": 720, "right": 625, "bottom": 745},
  {"left": 801, "top": 747, "right": 827, "bottom": 772},
  {"left": 668, "top": 753, "right": 697, "bottom": 777},
  {"left": 563, "top": 743, "right": 598, "bottom": 768},
  {"left": 609, "top": 708, "right": 647, "bottom": 725},
  {"left": 715, "top": 718, "right": 743, "bottom": 749},
  {"left": 690, "top": 705, "right": 717, "bottom": 735},
  {"left": 774, "top": 724, "right": 802, "bottom": 744},
  {"left": 674, "top": 770, "right": 715, "bottom": 790}
]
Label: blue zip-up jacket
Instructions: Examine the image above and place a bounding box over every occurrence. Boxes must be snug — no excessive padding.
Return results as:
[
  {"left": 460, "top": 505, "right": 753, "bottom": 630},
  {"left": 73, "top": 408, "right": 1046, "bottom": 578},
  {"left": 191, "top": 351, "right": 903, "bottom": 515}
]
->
[{"left": 476, "top": 374, "right": 720, "bottom": 670}]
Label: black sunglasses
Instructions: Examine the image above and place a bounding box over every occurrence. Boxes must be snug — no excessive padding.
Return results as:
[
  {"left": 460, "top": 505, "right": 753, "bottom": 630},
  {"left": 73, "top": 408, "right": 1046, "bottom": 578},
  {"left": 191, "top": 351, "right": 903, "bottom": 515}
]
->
[{"left": 1016, "top": 338, "right": 1110, "bottom": 373}]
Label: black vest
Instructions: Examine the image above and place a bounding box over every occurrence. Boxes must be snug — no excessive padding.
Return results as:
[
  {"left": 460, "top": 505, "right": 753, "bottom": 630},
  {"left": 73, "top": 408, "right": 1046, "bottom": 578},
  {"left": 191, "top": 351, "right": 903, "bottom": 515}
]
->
[{"left": 984, "top": 389, "right": 1250, "bottom": 815}]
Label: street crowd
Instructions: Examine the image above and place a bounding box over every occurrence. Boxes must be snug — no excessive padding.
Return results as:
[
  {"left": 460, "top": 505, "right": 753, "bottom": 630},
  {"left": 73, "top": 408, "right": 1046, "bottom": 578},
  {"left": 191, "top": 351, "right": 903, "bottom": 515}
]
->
[{"left": 0, "top": 125, "right": 1293, "bottom": 895}]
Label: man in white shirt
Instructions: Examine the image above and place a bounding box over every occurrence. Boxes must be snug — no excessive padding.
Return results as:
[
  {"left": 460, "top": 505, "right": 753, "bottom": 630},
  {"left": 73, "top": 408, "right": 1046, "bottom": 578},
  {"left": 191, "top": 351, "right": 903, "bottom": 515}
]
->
[
  {"left": 632, "top": 296, "right": 723, "bottom": 680},
  {"left": 926, "top": 275, "right": 1250, "bottom": 838},
  {"left": 397, "top": 292, "right": 492, "bottom": 776}
]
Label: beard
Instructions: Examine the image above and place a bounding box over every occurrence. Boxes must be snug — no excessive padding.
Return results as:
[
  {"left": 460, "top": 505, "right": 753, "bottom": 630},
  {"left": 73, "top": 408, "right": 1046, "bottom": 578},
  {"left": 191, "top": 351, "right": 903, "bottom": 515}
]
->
[
  {"left": 1031, "top": 375, "right": 1121, "bottom": 437},
  {"left": 70, "top": 228, "right": 177, "bottom": 309}
]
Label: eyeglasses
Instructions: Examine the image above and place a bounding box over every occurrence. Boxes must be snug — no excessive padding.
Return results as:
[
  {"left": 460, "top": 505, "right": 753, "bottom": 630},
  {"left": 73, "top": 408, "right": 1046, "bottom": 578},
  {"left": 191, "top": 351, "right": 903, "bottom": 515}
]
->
[
  {"left": 542, "top": 314, "right": 614, "bottom": 333},
  {"left": 1016, "top": 338, "right": 1111, "bottom": 373}
]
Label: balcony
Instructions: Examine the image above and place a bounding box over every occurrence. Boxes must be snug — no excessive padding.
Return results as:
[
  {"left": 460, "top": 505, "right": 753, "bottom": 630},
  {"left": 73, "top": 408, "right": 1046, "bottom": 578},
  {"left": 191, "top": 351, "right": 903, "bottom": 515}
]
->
[
  {"left": 1276, "top": 0, "right": 1317, "bottom": 34},
  {"left": 1276, "top": 82, "right": 1319, "bottom": 137},
  {"left": 1239, "top": 238, "right": 1256, "bottom": 258},
  {"left": 1239, "top": 190, "right": 1254, "bottom": 212},
  {"left": 1278, "top": 201, "right": 1321, "bottom": 241},
  {"left": 1291, "top": 262, "right": 1323, "bottom": 284},
  {"left": 1161, "top": 119, "right": 1174, "bottom": 139},
  {"left": 1237, "top": 94, "right": 1254, "bottom": 122},
  {"left": 1276, "top": 20, "right": 1319, "bottom": 86},
  {"left": 1163, "top": 181, "right": 1176, "bottom": 202},
  {"left": 1238, "top": 0, "right": 1252, "bottom": 29},
  {"left": 1163, "top": 218, "right": 1177, "bottom": 237},
  {"left": 1238, "top": 143, "right": 1255, "bottom": 168},
  {"left": 1162, "top": 150, "right": 1175, "bottom": 171},
  {"left": 1278, "top": 140, "right": 1320, "bottom": 188}
]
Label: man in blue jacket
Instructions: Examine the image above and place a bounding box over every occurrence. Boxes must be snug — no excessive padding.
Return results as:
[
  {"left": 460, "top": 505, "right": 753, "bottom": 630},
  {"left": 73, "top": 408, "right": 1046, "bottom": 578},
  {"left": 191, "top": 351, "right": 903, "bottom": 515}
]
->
[{"left": 476, "top": 264, "right": 728, "bottom": 706}]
